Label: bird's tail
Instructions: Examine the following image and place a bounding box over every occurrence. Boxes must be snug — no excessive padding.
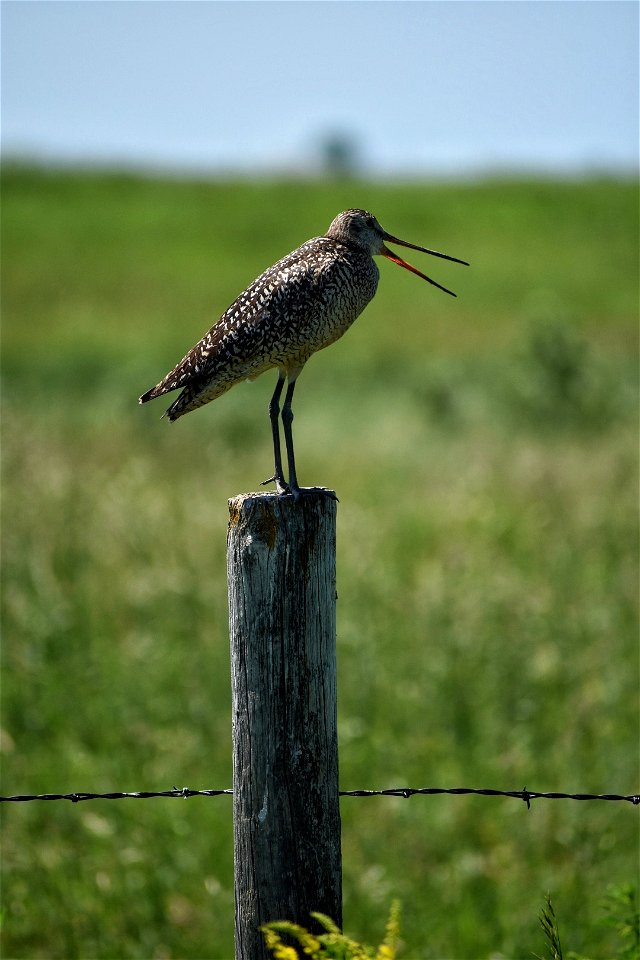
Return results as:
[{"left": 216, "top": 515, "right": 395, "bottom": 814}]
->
[
  {"left": 138, "top": 383, "right": 182, "bottom": 421},
  {"left": 139, "top": 386, "right": 161, "bottom": 404}
]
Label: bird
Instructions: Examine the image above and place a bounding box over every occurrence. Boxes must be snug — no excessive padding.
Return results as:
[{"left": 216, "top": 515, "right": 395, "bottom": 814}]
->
[{"left": 139, "top": 208, "right": 468, "bottom": 499}]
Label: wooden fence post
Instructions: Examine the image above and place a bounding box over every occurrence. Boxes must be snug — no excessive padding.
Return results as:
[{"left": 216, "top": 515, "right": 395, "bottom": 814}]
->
[{"left": 227, "top": 491, "right": 341, "bottom": 960}]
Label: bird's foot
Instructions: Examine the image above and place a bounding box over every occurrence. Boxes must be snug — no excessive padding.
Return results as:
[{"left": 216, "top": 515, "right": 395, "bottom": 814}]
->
[
  {"left": 289, "top": 486, "right": 339, "bottom": 502},
  {"left": 260, "top": 476, "right": 338, "bottom": 502}
]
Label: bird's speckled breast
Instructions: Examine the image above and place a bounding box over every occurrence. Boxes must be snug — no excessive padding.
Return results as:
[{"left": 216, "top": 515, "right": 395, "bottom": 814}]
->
[{"left": 273, "top": 238, "right": 380, "bottom": 362}]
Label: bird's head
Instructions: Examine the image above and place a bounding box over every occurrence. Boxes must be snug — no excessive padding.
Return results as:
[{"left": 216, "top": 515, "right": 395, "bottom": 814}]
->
[{"left": 326, "top": 208, "right": 469, "bottom": 297}]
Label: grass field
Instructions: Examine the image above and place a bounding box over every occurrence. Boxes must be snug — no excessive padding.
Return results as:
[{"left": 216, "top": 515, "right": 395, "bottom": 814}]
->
[{"left": 1, "top": 167, "right": 638, "bottom": 959}]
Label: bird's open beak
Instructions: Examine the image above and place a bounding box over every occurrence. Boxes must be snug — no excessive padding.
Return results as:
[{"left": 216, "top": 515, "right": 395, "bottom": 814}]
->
[{"left": 381, "top": 232, "right": 469, "bottom": 297}]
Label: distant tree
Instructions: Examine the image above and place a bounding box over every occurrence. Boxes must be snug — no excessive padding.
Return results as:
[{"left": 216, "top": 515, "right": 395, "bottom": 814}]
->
[{"left": 320, "top": 131, "right": 361, "bottom": 178}]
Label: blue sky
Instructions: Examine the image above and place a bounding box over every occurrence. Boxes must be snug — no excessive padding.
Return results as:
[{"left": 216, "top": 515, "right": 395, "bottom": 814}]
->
[{"left": 2, "top": 1, "right": 638, "bottom": 176}]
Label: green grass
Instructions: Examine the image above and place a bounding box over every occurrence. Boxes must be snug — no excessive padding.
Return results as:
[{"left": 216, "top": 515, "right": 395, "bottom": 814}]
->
[{"left": 1, "top": 167, "right": 638, "bottom": 959}]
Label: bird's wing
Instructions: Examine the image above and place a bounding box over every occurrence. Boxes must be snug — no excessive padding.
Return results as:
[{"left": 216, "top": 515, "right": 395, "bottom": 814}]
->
[{"left": 139, "top": 240, "right": 331, "bottom": 403}]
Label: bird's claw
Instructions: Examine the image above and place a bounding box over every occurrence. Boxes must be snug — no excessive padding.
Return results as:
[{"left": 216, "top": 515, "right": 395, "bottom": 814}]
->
[
  {"left": 261, "top": 475, "right": 292, "bottom": 495},
  {"left": 290, "top": 486, "right": 339, "bottom": 502}
]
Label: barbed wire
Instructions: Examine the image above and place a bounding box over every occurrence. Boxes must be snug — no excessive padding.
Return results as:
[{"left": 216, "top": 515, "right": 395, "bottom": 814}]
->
[
  {"left": 341, "top": 787, "right": 640, "bottom": 807},
  {"left": 0, "top": 788, "right": 232, "bottom": 803},
  {"left": 1, "top": 786, "right": 638, "bottom": 806}
]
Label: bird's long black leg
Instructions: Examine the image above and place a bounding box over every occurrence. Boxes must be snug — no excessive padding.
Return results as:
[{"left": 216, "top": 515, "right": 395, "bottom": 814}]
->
[
  {"left": 262, "top": 372, "right": 290, "bottom": 494},
  {"left": 281, "top": 374, "right": 338, "bottom": 502},
  {"left": 281, "top": 378, "right": 301, "bottom": 498}
]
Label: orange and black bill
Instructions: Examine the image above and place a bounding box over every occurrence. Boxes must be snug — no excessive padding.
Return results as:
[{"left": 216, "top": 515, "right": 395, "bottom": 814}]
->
[{"left": 381, "top": 232, "right": 469, "bottom": 297}]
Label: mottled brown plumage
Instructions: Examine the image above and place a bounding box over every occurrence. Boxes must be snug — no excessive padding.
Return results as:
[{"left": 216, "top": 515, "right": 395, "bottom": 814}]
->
[{"left": 140, "top": 209, "right": 468, "bottom": 497}]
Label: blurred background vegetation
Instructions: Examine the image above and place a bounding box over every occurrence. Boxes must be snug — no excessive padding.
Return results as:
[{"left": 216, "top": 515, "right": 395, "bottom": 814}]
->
[{"left": 1, "top": 167, "right": 638, "bottom": 958}]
